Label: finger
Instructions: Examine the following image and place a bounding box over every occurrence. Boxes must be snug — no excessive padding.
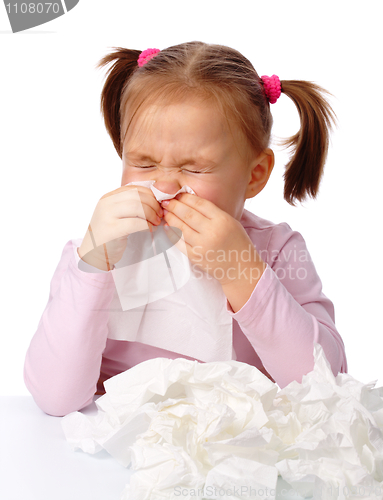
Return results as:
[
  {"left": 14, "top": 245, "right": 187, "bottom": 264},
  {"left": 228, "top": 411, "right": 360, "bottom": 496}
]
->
[
  {"left": 138, "top": 192, "right": 163, "bottom": 218},
  {"left": 102, "top": 188, "right": 163, "bottom": 221},
  {"left": 161, "top": 194, "right": 215, "bottom": 233},
  {"left": 101, "top": 184, "right": 153, "bottom": 200},
  {"left": 102, "top": 186, "right": 163, "bottom": 215},
  {"left": 130, "top": 186, "right": 163, "bottom": 216},
  {"left": 162, "top": 209, "right": 196, "bottom": 249},
  {"left": 141, "top": 204, "right": 162, "bottom": 227},
  {"left": 167, "top": 193, "right": 219, "bottom": 217},
  {"left": 87, "top": 219, "right": 158, "bottom": 254},
  {"left": 126, "top": 218, "right": 157, "bottom": 234},
  {"left": 128, "top": 185, "right": 163, "bottom": 216}
]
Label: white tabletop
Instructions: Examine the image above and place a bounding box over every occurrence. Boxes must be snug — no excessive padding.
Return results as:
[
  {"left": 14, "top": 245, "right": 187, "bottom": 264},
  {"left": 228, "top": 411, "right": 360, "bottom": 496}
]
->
[
  {"left": 0, "top": 396, "right": 132, "bottom": 500},
  {"left": 0, "top": 396, "right": 309, "bottom": 500}
]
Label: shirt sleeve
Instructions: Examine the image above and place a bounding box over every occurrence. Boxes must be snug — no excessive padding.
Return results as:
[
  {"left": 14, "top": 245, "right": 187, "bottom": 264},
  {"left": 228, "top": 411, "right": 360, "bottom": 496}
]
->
[
  {"left": 225, "top": 223, "right": 347, "bottom": 388},
  {"left": 23, "top": 240, "right": 116, "bottom": 416}
]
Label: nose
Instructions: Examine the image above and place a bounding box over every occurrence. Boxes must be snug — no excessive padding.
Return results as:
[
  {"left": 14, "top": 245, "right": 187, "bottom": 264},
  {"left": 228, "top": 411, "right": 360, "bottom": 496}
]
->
[{"left": 153, "top": 177, "right": 183, "bottom": 195}]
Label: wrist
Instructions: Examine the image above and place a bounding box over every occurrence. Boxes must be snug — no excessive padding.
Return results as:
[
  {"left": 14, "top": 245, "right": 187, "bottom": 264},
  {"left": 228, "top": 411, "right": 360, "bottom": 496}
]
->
[
  {"left": 77, "top": 247, "right": 111, "bottom": 272},
  {"left": 220, "top": 261, "right": 266, "bottom": 313}
]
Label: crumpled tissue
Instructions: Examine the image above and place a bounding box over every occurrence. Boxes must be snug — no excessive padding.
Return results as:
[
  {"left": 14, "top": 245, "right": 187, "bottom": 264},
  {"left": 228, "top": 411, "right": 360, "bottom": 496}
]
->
[
  {"left": 62, "top": 344, "right": 383, "bottom": 500},
  {"left": 106, "top": 180, "right": 233, "bottom": 362}
]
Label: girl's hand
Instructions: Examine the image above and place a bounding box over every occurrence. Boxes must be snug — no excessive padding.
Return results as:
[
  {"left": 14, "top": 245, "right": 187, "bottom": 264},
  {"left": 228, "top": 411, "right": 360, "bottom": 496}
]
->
[
  {"left": 78, "top": 186, "right": 163, "bottom": 271},
  {"left": 161, "top": 193, "right": 266, "bottom": 289}
]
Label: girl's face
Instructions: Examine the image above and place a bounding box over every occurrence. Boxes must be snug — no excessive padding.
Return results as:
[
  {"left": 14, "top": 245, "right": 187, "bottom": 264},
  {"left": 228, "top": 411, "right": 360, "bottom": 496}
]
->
[{"left": 121, "top": 98, "right": 264, "bottom": 221}]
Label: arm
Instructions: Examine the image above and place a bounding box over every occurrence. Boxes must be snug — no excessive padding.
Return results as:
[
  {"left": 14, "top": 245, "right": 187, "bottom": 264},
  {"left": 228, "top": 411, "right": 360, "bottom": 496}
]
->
[
  {"left": 158, "top": 193, "right": 346, "bottom": 387},
  {"left": 24, "top": 240, "right": 115, "bottom": 416},
  {"left": 224, "top": 223, "right": 347, "bottom": 388}
]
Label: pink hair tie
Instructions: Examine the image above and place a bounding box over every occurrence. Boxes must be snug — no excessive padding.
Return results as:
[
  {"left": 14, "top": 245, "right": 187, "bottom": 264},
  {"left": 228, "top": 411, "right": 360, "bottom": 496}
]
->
[
  {"left": 261, "top": 75, "right": 281, "bottom": 104},
  {"left": 137, "top": 48, "right": 160, "bottom": 67}
]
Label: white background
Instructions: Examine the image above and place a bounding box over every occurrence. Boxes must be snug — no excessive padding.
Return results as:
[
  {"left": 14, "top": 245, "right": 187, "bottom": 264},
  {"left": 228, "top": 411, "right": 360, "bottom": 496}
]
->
[{"left": 1, "top": 0, "right": 382, "bottom": 395}]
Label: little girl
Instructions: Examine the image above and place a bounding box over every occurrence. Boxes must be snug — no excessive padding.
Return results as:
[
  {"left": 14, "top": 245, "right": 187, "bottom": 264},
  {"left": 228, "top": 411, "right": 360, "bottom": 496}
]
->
[{"left": 24, "top": 42, "right": 347, "bottom": 417}]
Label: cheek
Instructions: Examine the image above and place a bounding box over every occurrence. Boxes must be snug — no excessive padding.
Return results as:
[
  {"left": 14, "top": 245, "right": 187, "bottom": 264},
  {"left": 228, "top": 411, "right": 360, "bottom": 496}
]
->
[
  {"left": 202, "top": 182, "right": 245, "bottom": 219},
  {"left": 194, "top": 182, "right": 230, "bottom": 211},
  {"left": 121, "top": 164, "right": 146, "bottom": 186}
]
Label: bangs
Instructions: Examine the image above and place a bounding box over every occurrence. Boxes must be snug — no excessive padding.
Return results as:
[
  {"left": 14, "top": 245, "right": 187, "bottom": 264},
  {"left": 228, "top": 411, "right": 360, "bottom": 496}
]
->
[{"left": 120, "top": 74, "right": 269, "bottom": 160}]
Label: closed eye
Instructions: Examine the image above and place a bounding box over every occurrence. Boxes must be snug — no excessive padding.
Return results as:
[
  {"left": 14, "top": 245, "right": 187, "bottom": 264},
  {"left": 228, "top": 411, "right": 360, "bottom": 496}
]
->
[
  {"left": 134, "top": 166, "right": 207, "bottom": 174},
  {"left": 182, "top": 168, "right": 210, "bottom": 174}
]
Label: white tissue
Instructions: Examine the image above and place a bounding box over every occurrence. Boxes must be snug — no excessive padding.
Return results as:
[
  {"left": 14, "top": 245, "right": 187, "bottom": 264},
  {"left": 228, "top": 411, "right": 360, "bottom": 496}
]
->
[
  {"left": 114, "top": 180, "right": 196, "bottom": 310},
  {"left": 130, "top": 180, "right": 196, "bottom": 202},
  {"left": 106, "top": 180, "right": 233, "bottom": 362},
  {"left": 62, "top": 344, "right": 383, "bottom": 500}
]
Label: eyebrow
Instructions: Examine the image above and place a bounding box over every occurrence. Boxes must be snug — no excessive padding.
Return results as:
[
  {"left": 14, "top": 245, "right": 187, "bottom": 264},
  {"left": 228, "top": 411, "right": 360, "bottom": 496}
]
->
[{"left": 124, "top": 152, "right": 217, "bottom": 169}]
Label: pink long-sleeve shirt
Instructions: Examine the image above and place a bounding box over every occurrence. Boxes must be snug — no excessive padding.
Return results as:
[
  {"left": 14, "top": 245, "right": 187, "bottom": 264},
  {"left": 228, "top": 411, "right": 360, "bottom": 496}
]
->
[{"left": 24, "top": 209, "right": 347, "bottom": 416}]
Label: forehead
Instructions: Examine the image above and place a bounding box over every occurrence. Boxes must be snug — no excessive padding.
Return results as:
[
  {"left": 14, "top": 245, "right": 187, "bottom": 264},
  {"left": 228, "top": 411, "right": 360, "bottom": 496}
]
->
[
  {"left": 121, "top": 89, "right": 211, "bottom": 139},
  {"left": 123, "top": 98, "right": 229, "bottom": 149},
  {"left": 123, "top": 101, "right": 254, "bottom": 166}
]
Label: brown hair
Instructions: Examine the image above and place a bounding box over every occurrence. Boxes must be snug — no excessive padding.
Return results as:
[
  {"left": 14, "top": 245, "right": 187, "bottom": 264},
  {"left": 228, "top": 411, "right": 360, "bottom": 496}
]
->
[{"left": 97, "top": 41, "right": 336, "bottom": 206}]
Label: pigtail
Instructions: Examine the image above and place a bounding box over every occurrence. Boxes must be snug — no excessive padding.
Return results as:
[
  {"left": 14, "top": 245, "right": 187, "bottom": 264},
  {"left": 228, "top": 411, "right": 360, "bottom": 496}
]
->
[
  {"left": 96, "top": 48, "right": 141, "bottom": 158},
  {"left": 279, "top": 81, "right": 337, "bottom": 206}
]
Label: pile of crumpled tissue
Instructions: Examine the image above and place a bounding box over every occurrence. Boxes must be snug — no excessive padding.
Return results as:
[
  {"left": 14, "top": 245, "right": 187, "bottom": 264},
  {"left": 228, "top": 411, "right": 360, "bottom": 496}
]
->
[{"left": 62, "top": 344, "right": 383, "bottom": 500}]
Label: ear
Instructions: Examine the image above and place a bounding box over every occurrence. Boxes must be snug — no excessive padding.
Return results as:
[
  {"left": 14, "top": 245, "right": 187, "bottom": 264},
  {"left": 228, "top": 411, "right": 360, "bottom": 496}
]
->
[{"left": 244, "top": 148, "right": 275, "bottom": 200}]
